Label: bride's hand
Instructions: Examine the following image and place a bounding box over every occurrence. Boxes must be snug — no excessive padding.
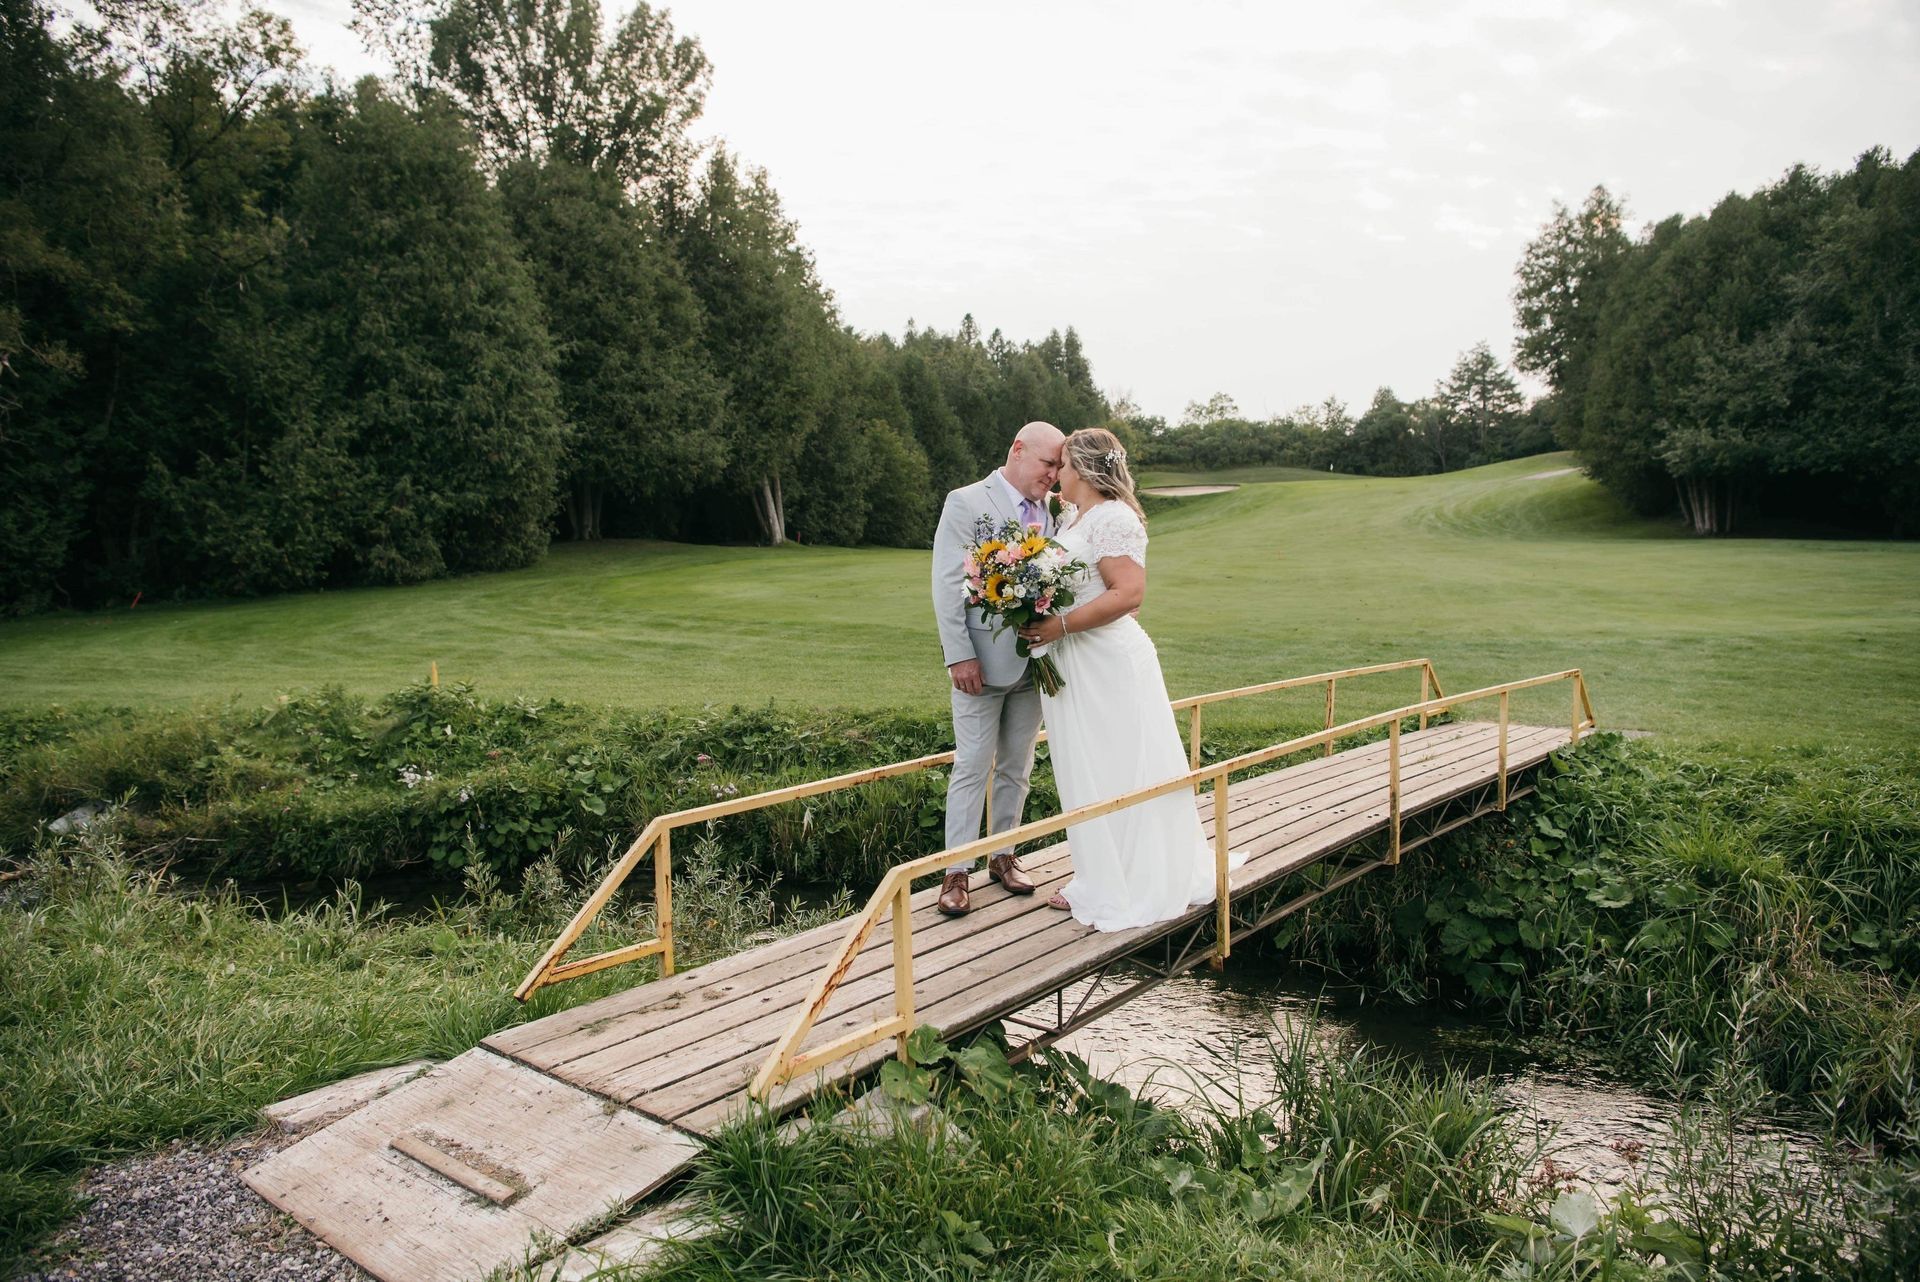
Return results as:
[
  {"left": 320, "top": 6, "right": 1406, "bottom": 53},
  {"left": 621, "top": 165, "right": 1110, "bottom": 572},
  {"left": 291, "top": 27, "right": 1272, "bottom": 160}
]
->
[{"left": 1020, "top": 616, "right": 1067, "bottom": 645}]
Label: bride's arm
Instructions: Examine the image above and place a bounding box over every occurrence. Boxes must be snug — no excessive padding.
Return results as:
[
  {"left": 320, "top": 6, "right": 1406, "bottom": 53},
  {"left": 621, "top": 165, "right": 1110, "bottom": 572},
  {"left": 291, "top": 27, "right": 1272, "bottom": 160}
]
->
[{"left": 1021, "top": 556, "right": 1143, "bottom": 645}]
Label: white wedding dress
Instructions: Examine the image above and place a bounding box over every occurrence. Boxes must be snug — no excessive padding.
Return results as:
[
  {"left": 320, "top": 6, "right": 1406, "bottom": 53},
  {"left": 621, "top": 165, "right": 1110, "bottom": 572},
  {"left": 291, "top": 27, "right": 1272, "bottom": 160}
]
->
[{"left": 1041, "top": 501, "right": 1245, "bottom": 931}]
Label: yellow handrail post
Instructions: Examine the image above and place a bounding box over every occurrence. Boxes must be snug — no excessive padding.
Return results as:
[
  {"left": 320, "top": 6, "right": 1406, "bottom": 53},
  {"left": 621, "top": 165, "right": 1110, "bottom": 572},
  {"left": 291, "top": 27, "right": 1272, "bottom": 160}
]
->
[
  {"left": 1571, "top": 681, "right": 1582, "bottom": 744},
  {"left": 1323, "top": 679, "right": 1337, "bottom": 758},
  {"left": 749, "top": 870, "right": 902, "bottom": 1099},
  {"left": 1188, "top": 704, "right": 1204, "bottom": 771},
  {"left": 892, "top": 881, "right": 914, "bottom": 1061},
  {"left": 1497, "top": 690, "right": 1510, "bottom": 810},
  {"left": 655, "top": 829, "right": 674, "bottom": 977},
  {"left": 1212, "top": 772, "right": 1231, "bottom": 967},
  {"left": 1387, "top": 719, "right": 1403, "bottom": 865},
  {"left": 1417, "top": 663, "right": 1430, "bottom": 731}
]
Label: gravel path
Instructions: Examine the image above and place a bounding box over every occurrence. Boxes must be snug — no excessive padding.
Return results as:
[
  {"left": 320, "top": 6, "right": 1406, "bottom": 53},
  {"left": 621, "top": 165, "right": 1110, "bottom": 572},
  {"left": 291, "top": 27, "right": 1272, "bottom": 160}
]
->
[{"left": 15, "top": 1131, "right": 369, "bottom": 1282}]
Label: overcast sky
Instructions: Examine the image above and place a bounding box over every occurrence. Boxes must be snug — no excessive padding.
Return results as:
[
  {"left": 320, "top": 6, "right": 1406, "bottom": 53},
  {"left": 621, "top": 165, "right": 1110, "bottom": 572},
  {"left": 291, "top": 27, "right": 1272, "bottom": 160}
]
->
[{"left": 269, "top": 0, "right": 1919, "bottom": 422}]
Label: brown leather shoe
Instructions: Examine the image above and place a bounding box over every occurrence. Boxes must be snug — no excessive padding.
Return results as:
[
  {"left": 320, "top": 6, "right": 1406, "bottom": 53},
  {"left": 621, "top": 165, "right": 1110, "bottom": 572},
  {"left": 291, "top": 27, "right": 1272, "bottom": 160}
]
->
[
  {"left": 937, "top": 871, "right": 971, "bottom": 916},
  {"left": 988, "top": 854, "right": 1035, "bottom": 895}
]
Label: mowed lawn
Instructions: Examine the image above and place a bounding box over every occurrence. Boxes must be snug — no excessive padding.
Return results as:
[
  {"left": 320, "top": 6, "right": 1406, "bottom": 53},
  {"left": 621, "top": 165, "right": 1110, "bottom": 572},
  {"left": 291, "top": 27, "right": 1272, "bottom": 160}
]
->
[{"left": 2, "top": 453, "right": 1915, "bottom": 748}]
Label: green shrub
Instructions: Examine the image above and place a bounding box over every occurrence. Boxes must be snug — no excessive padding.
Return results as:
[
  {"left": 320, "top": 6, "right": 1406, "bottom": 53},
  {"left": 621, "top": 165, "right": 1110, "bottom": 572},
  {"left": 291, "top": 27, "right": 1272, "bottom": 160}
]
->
[
  {"left": 0, "top": 684, "right": 971, "bottom": 886},
  {"left": 0, "top": 683, "right": 1352, "bottom": 893},
  {"left": 1273, "top": 735, "right": 1920, "bottom": 1139}
]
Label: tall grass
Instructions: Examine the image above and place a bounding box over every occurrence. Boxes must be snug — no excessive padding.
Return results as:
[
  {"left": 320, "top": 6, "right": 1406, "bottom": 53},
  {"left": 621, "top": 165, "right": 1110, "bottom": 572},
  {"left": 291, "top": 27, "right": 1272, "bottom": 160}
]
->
[
  {"left": 610, "top": 1023, "right": 1563, "bottom": 1282},
  {"left": 600, "top": 1026, "right": 1914, "bottom": 1281},
  {"left": 0, "top": 826, "right": 845, "bottom": 1267}
]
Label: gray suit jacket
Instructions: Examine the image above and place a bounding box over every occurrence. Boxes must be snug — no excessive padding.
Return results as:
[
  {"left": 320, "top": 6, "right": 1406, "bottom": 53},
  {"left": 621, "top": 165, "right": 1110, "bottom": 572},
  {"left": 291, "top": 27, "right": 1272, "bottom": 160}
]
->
[{"left": 931, "top": 473, "right": 1057, "bottom": 689}]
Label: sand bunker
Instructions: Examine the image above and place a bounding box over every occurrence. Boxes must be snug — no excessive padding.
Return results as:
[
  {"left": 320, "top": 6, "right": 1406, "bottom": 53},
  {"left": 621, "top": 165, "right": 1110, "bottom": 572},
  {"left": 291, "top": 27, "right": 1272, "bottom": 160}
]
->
[
  {"left": 1142, "top": 484, "right": 1240, "bottom": 497},
  {"left": 1526, "top": 467, "right": 1578, "bottom": 479}
]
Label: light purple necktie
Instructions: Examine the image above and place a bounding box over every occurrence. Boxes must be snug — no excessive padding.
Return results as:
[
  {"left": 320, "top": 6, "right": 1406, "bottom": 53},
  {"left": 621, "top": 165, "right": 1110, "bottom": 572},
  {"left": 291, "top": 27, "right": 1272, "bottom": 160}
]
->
[{"left": 1019, "top": 498, "right": 1040, "bottom": 529}]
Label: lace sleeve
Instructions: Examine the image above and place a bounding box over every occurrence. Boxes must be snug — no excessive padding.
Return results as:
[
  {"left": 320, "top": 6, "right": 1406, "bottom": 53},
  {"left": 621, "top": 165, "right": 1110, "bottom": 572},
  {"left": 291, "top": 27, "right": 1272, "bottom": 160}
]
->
[{"left": 1087, "top": 503, "right": 1148, "bottom": 566}]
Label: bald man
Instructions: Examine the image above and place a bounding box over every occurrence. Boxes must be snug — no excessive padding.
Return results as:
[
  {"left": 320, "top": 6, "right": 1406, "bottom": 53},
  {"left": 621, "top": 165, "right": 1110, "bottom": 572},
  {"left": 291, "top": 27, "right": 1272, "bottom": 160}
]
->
[{"left": 929, "top": 421, "right": 1066, "bottom": 915}]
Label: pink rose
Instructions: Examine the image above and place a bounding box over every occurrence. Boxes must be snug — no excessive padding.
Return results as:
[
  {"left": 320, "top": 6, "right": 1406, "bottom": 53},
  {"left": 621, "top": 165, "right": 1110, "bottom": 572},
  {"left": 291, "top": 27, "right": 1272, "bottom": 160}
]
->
[{"left": 1035, "top": 593, "right": 1054, "bottom": 612}]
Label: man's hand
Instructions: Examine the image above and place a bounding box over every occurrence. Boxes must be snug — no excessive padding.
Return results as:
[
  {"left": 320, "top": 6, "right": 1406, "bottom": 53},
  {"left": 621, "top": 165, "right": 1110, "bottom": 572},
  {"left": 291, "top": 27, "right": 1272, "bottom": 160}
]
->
[{"left": 948, "top": 658, "right": 984, "bottom": 695}]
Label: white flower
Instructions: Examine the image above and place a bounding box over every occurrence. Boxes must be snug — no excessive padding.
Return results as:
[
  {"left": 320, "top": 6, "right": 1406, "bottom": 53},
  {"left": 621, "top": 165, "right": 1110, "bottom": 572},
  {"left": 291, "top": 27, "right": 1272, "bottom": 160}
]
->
[{"left": 398, "top": 765, "right": 435, "bottom": 789}]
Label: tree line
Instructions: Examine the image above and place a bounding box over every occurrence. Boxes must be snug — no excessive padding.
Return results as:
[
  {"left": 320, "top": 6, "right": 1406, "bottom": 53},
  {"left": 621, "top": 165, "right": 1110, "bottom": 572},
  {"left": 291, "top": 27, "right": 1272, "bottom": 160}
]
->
[
  {"left": 1512, "top": 150, "right": 1919, "bottom": 536},
  {"left": 0, "top": 0, "right": 1108, "bottom": 613},
  {"left": 1128, "top": 341, "right": 1555, "bottom": 476}
]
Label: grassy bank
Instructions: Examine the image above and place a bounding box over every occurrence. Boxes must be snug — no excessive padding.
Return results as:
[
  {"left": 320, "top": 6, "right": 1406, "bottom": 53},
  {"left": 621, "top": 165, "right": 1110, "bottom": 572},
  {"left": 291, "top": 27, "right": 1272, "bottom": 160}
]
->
[
  {"left": 0, "top": 683, "right": 1347, "bottom": 882},
  {"left": 612, "top": 1034, "right": 1915, "bottom": 1282},
  {"left": 2, "top": 455, "right": 1915, "bottom": 746},
  {"left": 1276, "top": 734, "right": 1920, "bottom": 1143},
  {"left": 7, "top": 691, "right": 1916, "bottom": 1146},
  {"left": 7, "top": 733, "right": 1919, "bottom": 1276},
  {"left": 617, "top": 1028, "right": 1565, "bottom": 1282},
  {"left": 0, "top": 831, "right": 842, "bottom": 1264},
  {"left": 19, "top": 832, "right": 1900, "bottom": 1282},
  {"left": 0, "top": 687, "right": 957, "bottom": 881}
]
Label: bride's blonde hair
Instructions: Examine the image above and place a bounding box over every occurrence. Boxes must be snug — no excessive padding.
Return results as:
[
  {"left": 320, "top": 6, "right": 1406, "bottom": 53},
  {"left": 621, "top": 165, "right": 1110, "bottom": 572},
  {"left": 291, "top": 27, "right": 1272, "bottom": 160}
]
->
[{"left": 1063, "top": 428, "right": 1146, "bottom": 525}]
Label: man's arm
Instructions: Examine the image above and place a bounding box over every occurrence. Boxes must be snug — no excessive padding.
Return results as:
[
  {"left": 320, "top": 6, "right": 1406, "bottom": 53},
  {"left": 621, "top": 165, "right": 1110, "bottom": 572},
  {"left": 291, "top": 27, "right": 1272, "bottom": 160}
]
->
[{"left": 930, "top": 490, "right": 982, "bottom": 692}]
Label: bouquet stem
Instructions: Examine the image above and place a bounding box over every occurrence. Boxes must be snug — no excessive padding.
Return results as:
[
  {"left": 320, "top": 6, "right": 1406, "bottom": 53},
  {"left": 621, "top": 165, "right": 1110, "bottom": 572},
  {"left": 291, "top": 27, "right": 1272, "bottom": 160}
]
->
[{"left": 1028, "top": 653, "right": 1065, "bottom": 696}]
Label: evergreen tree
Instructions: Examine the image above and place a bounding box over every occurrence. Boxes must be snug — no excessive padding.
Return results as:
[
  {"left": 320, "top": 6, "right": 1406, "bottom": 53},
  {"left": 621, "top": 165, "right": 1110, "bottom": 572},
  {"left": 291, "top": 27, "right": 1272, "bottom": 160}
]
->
[
  {"left": 1525, "top": 150, "right": 1919, "bottom": 535},
  {"left": 499, "top": 157, "right": 724, "bottom": 540},
  {"left": 214, "top": 83, "right": 566, "bottom": 583},
  {"left": 675, "top": 149, "right": 835, "bottom": 543},
  {"left": 0, "top": 0, "right": 180, "bottom": 609},
  {"left": 1435, "top": 342, "right": 1526, "bottom": 467}
]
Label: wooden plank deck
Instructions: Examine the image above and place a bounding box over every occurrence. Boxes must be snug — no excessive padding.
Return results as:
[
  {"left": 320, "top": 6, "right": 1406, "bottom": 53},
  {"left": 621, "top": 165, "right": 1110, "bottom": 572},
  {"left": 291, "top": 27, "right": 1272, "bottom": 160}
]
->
[{"left": 487, "top": 718, "right": 1570, "bottom": 1134}]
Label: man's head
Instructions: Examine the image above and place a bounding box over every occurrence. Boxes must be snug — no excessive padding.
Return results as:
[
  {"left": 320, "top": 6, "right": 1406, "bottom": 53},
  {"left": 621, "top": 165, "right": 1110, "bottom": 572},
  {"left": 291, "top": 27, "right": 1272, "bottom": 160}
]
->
[{"left": 1002, "top": 421, "right": 1065, "bottom": 501}]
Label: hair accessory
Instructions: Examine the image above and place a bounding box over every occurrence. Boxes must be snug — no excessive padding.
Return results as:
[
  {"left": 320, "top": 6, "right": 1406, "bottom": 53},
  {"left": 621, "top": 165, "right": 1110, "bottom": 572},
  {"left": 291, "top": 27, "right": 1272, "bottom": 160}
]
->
[{"left": 1103, "top": 447, "right": 1125, "bottom": 465}]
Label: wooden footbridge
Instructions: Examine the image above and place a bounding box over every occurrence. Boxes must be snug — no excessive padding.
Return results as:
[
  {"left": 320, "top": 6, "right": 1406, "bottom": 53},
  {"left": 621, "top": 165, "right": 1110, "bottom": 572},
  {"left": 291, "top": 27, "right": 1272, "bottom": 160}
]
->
[{"left": 245, "top": 659, "right": 1596, "bottom": 1281}]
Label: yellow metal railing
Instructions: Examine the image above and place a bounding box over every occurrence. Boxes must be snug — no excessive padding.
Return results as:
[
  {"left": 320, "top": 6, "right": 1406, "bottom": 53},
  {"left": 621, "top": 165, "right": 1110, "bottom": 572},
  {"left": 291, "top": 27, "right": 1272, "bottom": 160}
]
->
[
  {"left": 744, "top": 666, "right": 1595, "bottom": 1100},
  {"left": 514, "top": 658, "right": 1445, "bottom": 1003}
]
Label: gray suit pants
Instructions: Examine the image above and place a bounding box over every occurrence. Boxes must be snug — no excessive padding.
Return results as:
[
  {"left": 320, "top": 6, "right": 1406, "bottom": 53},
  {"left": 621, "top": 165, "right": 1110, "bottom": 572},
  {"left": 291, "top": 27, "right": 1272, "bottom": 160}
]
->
[{"left": 945, "top": 673, "right": 1043, "bottom": 876}]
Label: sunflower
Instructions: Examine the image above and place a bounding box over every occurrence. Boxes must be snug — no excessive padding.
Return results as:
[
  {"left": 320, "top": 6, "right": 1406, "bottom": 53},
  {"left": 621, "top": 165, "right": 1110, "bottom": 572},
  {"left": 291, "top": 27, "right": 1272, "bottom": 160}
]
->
[
  {"left": 1020, "top": 534, "right": 1049, "bottom": 557},
  {"left": 983, "top": 573, "right": 1010, "bottom": 605},
  {"left": 976, "top": 539, "right": 1006, "bottom": 562}
]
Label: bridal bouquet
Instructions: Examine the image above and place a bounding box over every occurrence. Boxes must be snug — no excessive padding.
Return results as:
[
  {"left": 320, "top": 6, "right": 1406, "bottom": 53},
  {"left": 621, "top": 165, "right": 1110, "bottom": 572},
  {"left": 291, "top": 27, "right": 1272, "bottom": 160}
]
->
[{"left": 961, "top": 515, "right": 1085, "bottom": 695}]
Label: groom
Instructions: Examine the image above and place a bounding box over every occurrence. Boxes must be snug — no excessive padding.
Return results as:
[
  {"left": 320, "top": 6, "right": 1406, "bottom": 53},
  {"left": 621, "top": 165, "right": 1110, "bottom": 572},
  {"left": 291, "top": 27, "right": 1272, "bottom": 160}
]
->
[{"left": 929, "top": 421, "right": 1066, "bottom": 915}]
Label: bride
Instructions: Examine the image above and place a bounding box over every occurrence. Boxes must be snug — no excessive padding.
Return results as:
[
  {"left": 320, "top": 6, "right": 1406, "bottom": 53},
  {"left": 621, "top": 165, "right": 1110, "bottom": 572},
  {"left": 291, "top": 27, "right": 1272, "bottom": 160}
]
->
[{"left": 1017, "top": 428, "right": 1244, "bottom": 932}]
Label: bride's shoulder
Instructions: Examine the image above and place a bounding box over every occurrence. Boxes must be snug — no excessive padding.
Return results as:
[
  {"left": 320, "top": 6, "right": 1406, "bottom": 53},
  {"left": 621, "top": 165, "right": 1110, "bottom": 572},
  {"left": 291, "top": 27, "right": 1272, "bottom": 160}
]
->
[
  {"left": 1085, "top": 501, "right": 1148, "bottom": 561},
  {"left": 1092, "top": 501, "right": 1145, "bottom": 534}
]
